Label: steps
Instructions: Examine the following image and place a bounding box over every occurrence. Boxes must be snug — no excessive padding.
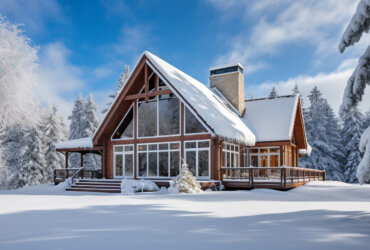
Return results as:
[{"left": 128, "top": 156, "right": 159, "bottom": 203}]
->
[{"left": 66, "top": 179, "right": 121, "bottom": 193}]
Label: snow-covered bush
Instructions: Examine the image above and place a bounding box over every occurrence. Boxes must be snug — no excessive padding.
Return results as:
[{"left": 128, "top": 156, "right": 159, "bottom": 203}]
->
[
  {"left": 168, "top": 162, "right": 201, "bottom": 194},
  {"left": 357, "top": 127, "right": 370, "bottom": 184},
  {"left": 121, "top": 179, "right": 159, "bottom": 194}
]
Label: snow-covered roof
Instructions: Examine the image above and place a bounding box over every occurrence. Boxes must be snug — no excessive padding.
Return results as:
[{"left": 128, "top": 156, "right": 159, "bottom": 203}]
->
[
  {"left": 55, "top": 137, "right": 93, "bottom": 150},
  {"left": 243, "top": 95, "right": 299, "bottom": 142},
  {"left": 145, "top": 51, "right": 256, "bottom": 145}
]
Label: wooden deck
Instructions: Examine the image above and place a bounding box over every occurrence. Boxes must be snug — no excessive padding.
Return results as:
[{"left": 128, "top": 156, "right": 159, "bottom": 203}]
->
[{"left": 221, "top": 167, "right": 326, "bottom": 190}]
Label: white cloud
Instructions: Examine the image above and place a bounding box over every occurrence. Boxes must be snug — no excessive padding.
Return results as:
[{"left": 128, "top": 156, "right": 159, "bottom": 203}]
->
[
  {"left": 246, "top": 58, "right": 370, "bottom": 114},
  {"left": 208, "top": 0, "right": 360, "bottom": 70}
]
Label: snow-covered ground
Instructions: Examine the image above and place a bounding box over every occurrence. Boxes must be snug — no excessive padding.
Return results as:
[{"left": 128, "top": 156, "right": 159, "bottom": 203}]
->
[{"left": 0, "top": 181, "right": 369, "bottom": 250}]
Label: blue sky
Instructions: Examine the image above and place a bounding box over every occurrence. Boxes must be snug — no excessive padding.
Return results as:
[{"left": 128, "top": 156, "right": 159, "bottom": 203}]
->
[{"left": 1, "top": 0, "right": 369, "bottom": 121}]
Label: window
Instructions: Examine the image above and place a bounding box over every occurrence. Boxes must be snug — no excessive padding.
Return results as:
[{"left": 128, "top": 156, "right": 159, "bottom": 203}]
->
[
  {"left": 184, "top": 107, "right": 207, "bottom": 134},
  {"left": 184, "top": 140, "right": 210, "bottom": 178},
  {"left": 223, "top": 142, "right": 239, "bottom": 168},
  {"left": 249, "top": 147, "right": 280, "bottom": 167},
  {"left": 113, "top": 145, "right": 134, "bottom": 178},
  {"left": 112, "top": 105, "right": 134, "bottom": 139},
  {"left": 137, "top": 96, "right": 180, "bottom": 138},
  {"left": 137, "top": 142, "right": 180, "bottom": 178}
]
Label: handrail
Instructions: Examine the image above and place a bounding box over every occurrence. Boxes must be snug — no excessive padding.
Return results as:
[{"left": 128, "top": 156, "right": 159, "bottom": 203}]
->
[
  {"left": 71, "top": 167, "right": 84, "bottom": 184},
  {"left": 221, "top": 166, "right": 326, "bottom": 172}
]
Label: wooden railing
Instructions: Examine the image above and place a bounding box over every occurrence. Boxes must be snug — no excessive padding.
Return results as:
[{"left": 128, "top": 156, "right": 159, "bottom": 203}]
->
[{"left": 221, "top": 167, "right": 326, "bottom": 189}]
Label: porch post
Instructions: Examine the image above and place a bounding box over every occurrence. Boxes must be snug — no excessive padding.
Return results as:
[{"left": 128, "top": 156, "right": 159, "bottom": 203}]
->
[
  {"left": 65, "top": 151, "right": 69, "bottom": 169},
  {"left": 80, "top": 153, "right": 83, "bottom": 167}
]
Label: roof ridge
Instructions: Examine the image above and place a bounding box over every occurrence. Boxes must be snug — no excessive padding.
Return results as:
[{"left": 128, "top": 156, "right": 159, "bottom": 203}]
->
[{"left": 245, "top": 94, "right": 297, "bottom": 102}]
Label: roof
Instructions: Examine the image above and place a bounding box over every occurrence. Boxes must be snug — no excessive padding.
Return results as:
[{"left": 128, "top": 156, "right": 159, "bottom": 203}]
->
[
  {"left": 55, "top": 137, "right": 93, "bottom": 150},
  {"left": 243, "top": 95, "right": 299, "bottom": 142},
  {"left": 144, "top": 51, "right": 256, "bottom": 145}
]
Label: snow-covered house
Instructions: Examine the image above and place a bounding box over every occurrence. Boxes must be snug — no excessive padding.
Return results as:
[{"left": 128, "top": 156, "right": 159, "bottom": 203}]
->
[{"left": 56, "top": 51, "right": 325, "bottom": 191}]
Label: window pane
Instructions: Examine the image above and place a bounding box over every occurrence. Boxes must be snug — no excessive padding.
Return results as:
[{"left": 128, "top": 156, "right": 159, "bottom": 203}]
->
[
  {"left": 124, "top": 145, "right": 133, "bottom": 152},
  {"left": 270, "top": 155, "right": 279, "bottom": 167},
  {"left": 148, "top": 152, "right": 157, "bottom": 176},
  {"left": 138, "top": 101, "right": 157, "bottom": 137},
  {"left": 159, "top": 143, "right": 168, "bottom": 150},
  {"left": 114, "top": 146, "right": 123, "bottom": 152},
  {"left": 149, "top": 74, "right": 155, "bottom": 92},
  {"left": 170, "top": 143, "right": 180, "bottom": 150},
  {"left": 170, "top": 151, "right": 180, "bottom": 177},
  {"left": 227, "top": 151, "right": 230, "bottom": 167},
  {"left": 138, "top": 153, "right": 147, "bottom": 176},
  {"left": 269, "top": 148, "right": 280, "bottom": 154},
  {"left": 260, "top": 155, "right": 268, "bottom": 167},
  {"left": 250, "top": 148, "right": 259, "bottom": 153},
  {"left": 149, "top": 144, "right": 157, "bottom": 151},
  {"left": 159, "top": 97, "right": 180, "bottom": 135},
  {"left": 138, "top": 145, "right": 147, "bottom": 151},
  {"left": 260, "top": 148, "right": 268, "bottom": 154},
  {"left": 124, "top": 154, "right": 133, "bottom": 177},
  {"left": 198, "top": 141, "right": 209, "bottom": 148},
  {"left": 115, "top": 154, "right": 123, "bottom": 177},
  {"left": 158, "top": 78, "right": 167, "bottom": 90},
  {"left": 186, "top": 151, "right": 196, "bottom": 176},
  {"left": 185, "top": 142, "right": 196, "bottom": 148},
  {"left": 198, "top": 150, "right": 209, "bottom": 177},
  {"left": 185, "top": 107, "right": 207, "bottom": 134},
  {"left": 231, "top": 152, "right": 234, "bottom": 167},
  {"left": 159, "top": 152, "right": 168, "bottom": 176},
  {"left": 223, "top": 152, "right": 227, "bottom": 167},
  {"left": 226, "top": 144, "right": 230, "bottom": 150},
  {"left": 113, "top": 107, "right": 134, "bottom": 139},
  {"left": 251, "top": 155, "right": 258, "bottom": 167},
  {"left": 235, "top": 154, "right": 239, "bottom": 167}
]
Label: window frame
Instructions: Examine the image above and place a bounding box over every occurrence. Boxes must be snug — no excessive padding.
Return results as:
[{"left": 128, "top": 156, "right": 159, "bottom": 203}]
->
[
  {"left": 222, "top": 142, "right": 240, "bottom": 168},
  {"left": 136, "top": 141, "right": 181, "bottom": 179},
  {"left": 248, "top": 147, "right": 281, "bottom": 167},
  {"left": 113, "top": 144, "right": 134, "bottom": 178},
  {"left": 184, "top": 139, "right": 211, "bottom": 179},
  {"left": 183, "top": 106, "right": 209, "bottom": 135}
]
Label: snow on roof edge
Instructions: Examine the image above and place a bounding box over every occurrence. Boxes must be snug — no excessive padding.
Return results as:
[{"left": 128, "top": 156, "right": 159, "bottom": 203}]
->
[{"left": 55, "top": 137, "right": 93, "bottom": 150}]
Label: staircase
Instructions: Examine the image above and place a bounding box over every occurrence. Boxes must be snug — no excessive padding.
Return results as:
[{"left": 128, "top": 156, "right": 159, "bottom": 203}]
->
[{"left": 66, "top": 179, "right": 121, "bottom": 193}]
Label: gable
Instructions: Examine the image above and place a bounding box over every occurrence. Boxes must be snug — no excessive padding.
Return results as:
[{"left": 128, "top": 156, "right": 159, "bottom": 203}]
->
[{"left": 94, "top": 51, "right": 256, "bottom": 146}]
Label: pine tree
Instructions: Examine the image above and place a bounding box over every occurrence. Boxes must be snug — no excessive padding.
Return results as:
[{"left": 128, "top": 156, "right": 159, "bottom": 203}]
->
[
  {"left": 292, "top": 84, "right": 300, "bottom": 94},
  {"left": 168, "top": 161, "right": 201, "bottom": 193},
  {"left": 340, "top": 107, "right": 365, "bottom": 183},
  {"left": 269, "top": 87, "right": 278, "bottom": 98},
  {"left": 68, "top": 93, "right": 86, "bottom": 168},
  {"left": 299, "top": 87, "right": 342, "bottom": 180},
  {"left": 102, "top": 65, "right": 130, "bottom": 114},
  {"left": 82, "top": 94, "right": 101, "bottom": 170},
  {"left": 42, "top": 105, "right": 67, "bottom": 182},
  {"left": 364, "top": 109, "right": 370, "bottom": 129}
]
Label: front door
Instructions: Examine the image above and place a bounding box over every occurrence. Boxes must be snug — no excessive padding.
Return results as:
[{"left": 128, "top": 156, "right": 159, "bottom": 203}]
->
[{"left": 113, "top": 145, "right": 134, "bottom": 178}]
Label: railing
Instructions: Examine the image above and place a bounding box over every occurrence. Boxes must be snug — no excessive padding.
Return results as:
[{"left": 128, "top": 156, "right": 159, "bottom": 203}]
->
[
  {"left": 70, "top": 167, "right": 84, "bottom": 184},
  {"left": 221, "top": 167, "right": 326, "bottom": 189}
]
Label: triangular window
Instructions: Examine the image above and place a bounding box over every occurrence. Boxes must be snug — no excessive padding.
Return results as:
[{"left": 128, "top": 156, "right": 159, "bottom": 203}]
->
[
  {"left": 184, "top": 107, "right": 207, "bottom": 134},
  {"left": 113, "top": 106, "right": 134, "bottom": 139}
]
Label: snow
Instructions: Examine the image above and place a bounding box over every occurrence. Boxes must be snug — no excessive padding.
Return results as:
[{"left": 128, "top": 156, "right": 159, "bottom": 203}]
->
[
  {"left": 243, "top": 95, "right": 299, "bottom": 142},
  {"left": 299, "top": 143, "right": 312, "bottom": 156},
  {"left": 357, "top": 126, "right": 370, "bottom": 184},
  {"left": 121, "top": 179, "right": 159, "bottom": 194},
  {"left": 55, "top": 137, "right": 93, "bottom": 149},
  {"left": 0, "top": 181, "right": 370, "bottom": 249},
  {"left": 144, "top": 51, "right": 256, "bottom": 145}
]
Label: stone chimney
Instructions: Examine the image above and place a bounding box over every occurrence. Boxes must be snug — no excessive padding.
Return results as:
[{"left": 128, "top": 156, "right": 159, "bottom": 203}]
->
[{"left": 209, "top": 63, "right": 245, "bottom": 114}]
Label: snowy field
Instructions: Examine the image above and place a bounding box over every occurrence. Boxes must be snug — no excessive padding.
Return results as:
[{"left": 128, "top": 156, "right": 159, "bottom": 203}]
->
[{"left": 0, "top": 182, "right": 369, "bottom": 250}]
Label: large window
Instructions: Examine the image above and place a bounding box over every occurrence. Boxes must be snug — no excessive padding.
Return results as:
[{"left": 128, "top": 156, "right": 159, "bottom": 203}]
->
[
  {"left": 113, "top": 145, "right": 134, "bottom": 178},
  {"left": 137, "top": 95, "right": 180, "bottom": 138},
  {"left": 184, "top": 140, "right": 210, "bottom": 178},
  {"left": 137, "top": 142, "right": 180, "bottom": 178},
  {"left": 249, "top": 147, "right": 280, "bottom": 167},
  {"left": 184, "top": 107, "right": 207, "bottom": 134},
  {"left": 223, "top": 142, "right": 239, "bottom": 168},
  {"left": 112, "top": 105, "right": 134, "bottom": 139}
]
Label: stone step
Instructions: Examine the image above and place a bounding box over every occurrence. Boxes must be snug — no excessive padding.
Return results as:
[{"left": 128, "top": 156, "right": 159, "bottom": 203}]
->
[
  {"left": 66, "top": 188, "right": 121, "bottom": 193},
  {"left": 70, "top": 185, "right": 121, "bottom": 189},
  {"left": 74, "top": 182, "right": 121, "bottom": 187}
]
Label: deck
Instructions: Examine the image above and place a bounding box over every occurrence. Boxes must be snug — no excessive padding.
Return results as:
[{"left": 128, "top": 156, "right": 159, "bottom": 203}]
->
[{"left": 221, "top": 167, "right": 326, "bottom": 190}]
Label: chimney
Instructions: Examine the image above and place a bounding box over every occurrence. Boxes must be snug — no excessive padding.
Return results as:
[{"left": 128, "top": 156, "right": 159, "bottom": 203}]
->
[{"left": 209, "top": 63, "right": 245, "bottom": 114}]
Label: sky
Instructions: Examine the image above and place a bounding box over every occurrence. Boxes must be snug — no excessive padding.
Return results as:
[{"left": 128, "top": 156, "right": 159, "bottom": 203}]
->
[{"left": 1, "top": 0, "right": 370, "bottom": 122}]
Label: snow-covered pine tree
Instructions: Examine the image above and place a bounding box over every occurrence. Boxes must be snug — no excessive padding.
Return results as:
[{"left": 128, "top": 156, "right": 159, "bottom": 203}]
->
[
  {"left": 168, "top": 160, "right": 201, "bottom": 193},
  {"left": 364, "top": 109, "right": 370, "bottom": 129},
  {"left": 102, "top": 65, "right": 130, "bottom": 114},
  {"left": 292, "top": 84, "right": 300, "bottom": 94},
  {"left": 299, "top": 87, "right": 342, "bottom": 180},
  {"left": 338, "top": 0, "right": 370, "bottom": 184},
  {"left": 68, "top": 93, "right": 86, "bottom": 168},
  {"left": 340, "top": 106, "right": 365, "bottom": 183},
  {"left": 42, "top": 105, "right": 67, "bottom": 182},
  {"left": 82, "top": 94, "right": 101, "bottom": 170},
  {"left": 269, "top": 87, "right": 278, "bottom": 98}
]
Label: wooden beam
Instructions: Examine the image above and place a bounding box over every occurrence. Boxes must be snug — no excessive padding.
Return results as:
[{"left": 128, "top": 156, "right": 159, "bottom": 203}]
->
[
  {"left": 124, "top": 89, "right": 172, "bottom": 101},
  {"left": 145, "top": 64, "right": 149, "bottom": 102},
  {"left": 253, "top": 140, "right": 291, "bottom": 147}
]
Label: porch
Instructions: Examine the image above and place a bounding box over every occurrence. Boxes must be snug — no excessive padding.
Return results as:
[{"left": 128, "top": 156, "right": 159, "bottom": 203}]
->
[{"left": 221, "top": 167, "right": 326, "bottom": 190}]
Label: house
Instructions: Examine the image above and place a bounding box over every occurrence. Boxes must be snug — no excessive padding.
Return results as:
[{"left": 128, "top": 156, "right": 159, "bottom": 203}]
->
[{"left": 55, "top": 51, "right": 325, "bottom": 191}]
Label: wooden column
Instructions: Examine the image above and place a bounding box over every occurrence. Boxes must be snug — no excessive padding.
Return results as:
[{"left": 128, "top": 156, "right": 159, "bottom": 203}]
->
[
  {"left": 80, "top": 153, "right": 84, "bottom": 167},
  {"left": 180, "top": 103, "right": 184, "bottom": 160},
  {"left": 144, "top": 64, "right": 149, "bottom": 102},
  {"left": 65, "top": 151, "right": 69, "bottom": 168},
  {"left": 102, "top": 139, "right": 106, "bottom": 179},
  {"left": 134, "top": 99, "right": 138, "bottom": 179}
]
